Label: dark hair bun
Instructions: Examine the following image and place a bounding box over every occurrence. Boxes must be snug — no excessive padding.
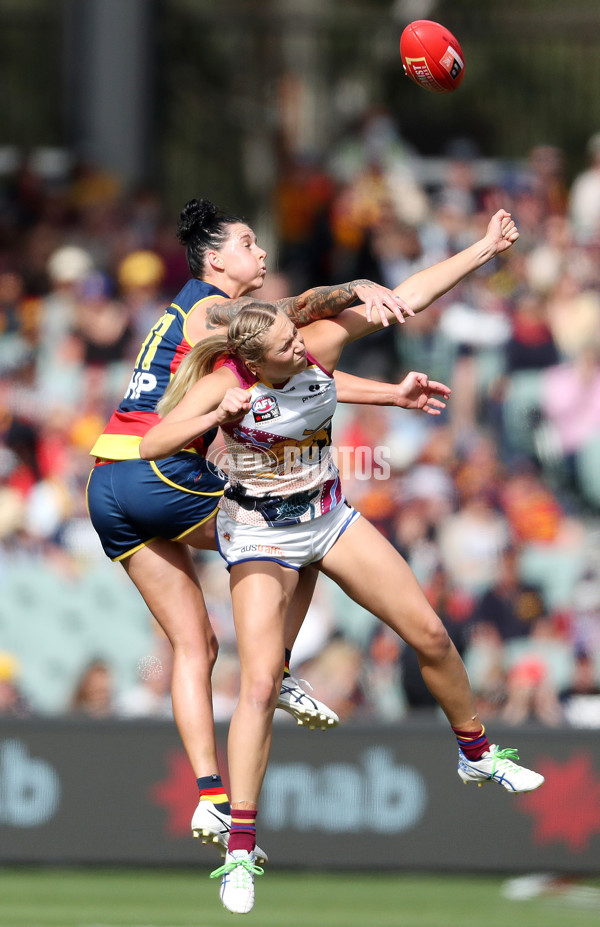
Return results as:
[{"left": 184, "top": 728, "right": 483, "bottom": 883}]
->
[{"left": 177, "top": 198, "right": 218, "bottom": 244}]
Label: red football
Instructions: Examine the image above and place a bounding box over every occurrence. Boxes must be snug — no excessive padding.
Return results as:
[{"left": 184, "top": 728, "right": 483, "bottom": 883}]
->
[{"left": 400, "top": 20, "right": 465, "bottom": 94}]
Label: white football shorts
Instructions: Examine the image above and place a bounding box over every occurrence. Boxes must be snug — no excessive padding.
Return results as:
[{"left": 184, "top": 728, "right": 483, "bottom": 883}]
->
[{"left": 216, "top": 500, "right": 360, "bottom": 571}]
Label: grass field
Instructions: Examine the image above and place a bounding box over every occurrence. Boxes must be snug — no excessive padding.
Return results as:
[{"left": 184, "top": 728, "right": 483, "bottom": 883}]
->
[{"left": 0, "top": 868, "right": 599, "bottom": 927}]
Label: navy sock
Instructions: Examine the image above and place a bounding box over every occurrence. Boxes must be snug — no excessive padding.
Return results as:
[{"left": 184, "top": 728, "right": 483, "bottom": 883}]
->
[{"left": 283, "top": 648, "right": 291, "bottom": 678}]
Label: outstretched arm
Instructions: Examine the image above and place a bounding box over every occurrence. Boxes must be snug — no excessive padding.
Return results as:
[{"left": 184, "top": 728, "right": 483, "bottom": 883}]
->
[
  {"left": 334, "top": 369, "right": 451, "bottom": 415},
  {"left": 303, "top": 209, "right": 519, "bottom": 370},
  {"left": 275, "top": 279, "right": 412, "bottom": 327},
  {"left": 395, "top": 210, "right": 517, "bottom": 316},
  {"left": 190, "top": 279, "right": 412, "bottom": 342}
]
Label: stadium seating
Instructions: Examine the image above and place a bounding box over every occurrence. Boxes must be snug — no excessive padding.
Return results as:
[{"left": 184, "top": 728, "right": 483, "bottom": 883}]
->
[{"left": 0, "top": 559, "right": 154, "bottom": 713}]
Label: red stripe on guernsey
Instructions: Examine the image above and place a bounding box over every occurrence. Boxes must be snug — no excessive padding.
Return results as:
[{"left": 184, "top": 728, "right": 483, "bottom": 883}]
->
[
  {"left": 96, "top": 408, "right": 207, "bottom": 455},
  {"left": 170, "top": 337, "right": 192, "bottom": 375},
  {"left": 102, "top": 408, "right": 159, "bottom": 438}
]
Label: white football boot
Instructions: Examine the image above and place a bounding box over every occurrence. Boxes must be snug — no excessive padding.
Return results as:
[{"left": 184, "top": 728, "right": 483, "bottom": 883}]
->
[
  {"left": 457, "top": 744, "right": 545, "bottom": 792},
  {"left": 276, "top": 675, "right": 339, "bottom": 730}
]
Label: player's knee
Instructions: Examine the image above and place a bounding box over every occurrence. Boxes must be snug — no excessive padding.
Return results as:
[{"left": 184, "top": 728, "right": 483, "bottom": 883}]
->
[
  {"left": 243, "top": 672, "right": 281, "bottom": 714},
  {"left": 417, "top": 618, "right": 451, "bottom": 663},
  {"left": 172, "top": 628, "right": 218, "bottom": 677}
]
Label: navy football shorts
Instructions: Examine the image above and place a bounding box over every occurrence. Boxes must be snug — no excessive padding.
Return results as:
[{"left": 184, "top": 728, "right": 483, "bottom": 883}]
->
[{"left": 87, "top": 452, "right": 225, "bottom": 561}]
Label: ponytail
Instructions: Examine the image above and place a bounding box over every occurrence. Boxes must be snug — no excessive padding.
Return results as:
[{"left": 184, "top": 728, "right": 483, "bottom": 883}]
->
[{"left": 157, "top": 334, "right": 227, "bottom": 416}]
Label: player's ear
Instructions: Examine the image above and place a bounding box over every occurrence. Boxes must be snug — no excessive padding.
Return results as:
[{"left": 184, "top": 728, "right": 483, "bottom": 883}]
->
[{"left": 207, "top": 250, "right": 224, "bottom": 271}]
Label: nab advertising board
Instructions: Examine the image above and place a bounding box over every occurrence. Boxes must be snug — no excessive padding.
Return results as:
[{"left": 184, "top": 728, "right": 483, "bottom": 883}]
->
[{"left": 0, "top": 720, "right": 598, "bottom": 872}]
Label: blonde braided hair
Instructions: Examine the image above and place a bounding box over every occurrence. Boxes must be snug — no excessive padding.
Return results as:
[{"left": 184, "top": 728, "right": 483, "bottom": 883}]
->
[{"left": 158, "top": 302, "right": 281, "bottom": 416}]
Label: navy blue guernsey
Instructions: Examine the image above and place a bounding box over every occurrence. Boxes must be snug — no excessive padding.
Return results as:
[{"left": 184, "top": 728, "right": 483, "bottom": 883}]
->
[{"left": 91, "top": 279, "right": 229, "bottom": 460}]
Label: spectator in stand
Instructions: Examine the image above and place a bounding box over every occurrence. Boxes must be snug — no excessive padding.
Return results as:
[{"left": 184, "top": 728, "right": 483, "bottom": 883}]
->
[
  {"left": 272, "top": 151, "right": 335, "bottom": 292},
  {"left": 499, "top": 461, "right": 566, "bottom": 545},
  {"left": 559, "top": 648, "right": 600, "bottom": 728},
  {"left": 0, "top": 651, "right": 31, "bottom": 717},
  {"left": 75, "top": 272, "right": 133, "bottom": 369},
  {"left": 504, "top": 290, "right": 560, "bottom": 375},
  {"left": 68, "top": 659, "right": 114, "bottom": 719},
  {"left": 502, "top": 653, "right": 562, "bottom": 726},
  {"left": 362, "top": 625, "right": 406, "bottom": 721},
  {"left": 569, "top": 131, "right": 600, "bottom": 244},
  {"left": 570, "top": 569, "right": 600, "bottom": 659},
  {"left": 39, "top": 246, "right": 94, "bottom": 352},
  {"left": 328, "top": 107, "right": 429, "bottom": 280},
  {"left": 470, "top": 546, "right": 546, "bottom": 641},
  {"left": 541, "top": 343, "right": 600, "bottom": 492},
  {"left": 291, "top": 637, "right": 366, "bottom": 725},
  {"left": 524, "top": 215, "right": 573, "bottom": 297},
  {"left": 0, "top": 446, "right": 26, "bottom": 542},
  {"left": 117, "top": 250, "right": 167, "bottom": 349},
  {"left": 527, "top": 145, "right": 568, "bottom": 219},
  {"left": 545, "top": 269, "right": 600, "bottom": 361},
  {"left": 438, "top": 490, "right": 510, "bottom": 596},
  {"left": 437, "top": 436, "right": 508, "bottom": 595},
  {"left": 0, "top": 269, "right": 37, "bottom": 376}
]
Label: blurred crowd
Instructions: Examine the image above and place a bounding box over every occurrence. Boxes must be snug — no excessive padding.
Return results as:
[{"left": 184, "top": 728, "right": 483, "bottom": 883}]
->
[{"left": 1, "top": 109, "right": 600, "bottom": 729}]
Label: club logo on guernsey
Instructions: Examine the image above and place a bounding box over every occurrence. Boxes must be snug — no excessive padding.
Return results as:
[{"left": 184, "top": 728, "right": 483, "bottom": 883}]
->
[{"left": 252, "top": 395, "right": 281, "bottom": 423}]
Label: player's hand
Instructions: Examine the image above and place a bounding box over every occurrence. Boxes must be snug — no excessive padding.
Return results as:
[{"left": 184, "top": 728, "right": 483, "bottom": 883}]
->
[
  {"left": 215, "top": 388, "right": 251, "bottom": 425},
  {"left": 485, "top": 209, "right": 519, "bottom": 254},
  {"left": 354, "top": 280, "right": 415, "bottom": 327},
  {"left": 394, "top": 371, "right": 451, "bottom": 414}
]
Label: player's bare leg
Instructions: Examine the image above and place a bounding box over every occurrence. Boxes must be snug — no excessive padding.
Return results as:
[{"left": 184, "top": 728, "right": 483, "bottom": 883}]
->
[
  {"left": 185, "top": 522, "right": 339, "bottom": 729},
  {"left": 320, "top": 517, "right": 476, "bottom": 725},
  {"left": 123, "top": 539, "right": 219, "bottom": 775},
  {"left": 212, "top": 560, "right": 297, "bottom": 913},
  {"left": 123, "top": 539, "right": 272, "bottom": 858},
  {"left": 320, "top": 517, "right": 544, "bottom": 793},
  {"left": 227, "top": 559, "right": 299, "bottom": 807}
]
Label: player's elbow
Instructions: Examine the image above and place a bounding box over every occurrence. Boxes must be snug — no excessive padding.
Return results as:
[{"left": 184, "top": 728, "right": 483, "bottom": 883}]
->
[{"left": 139, "top": 436, "right": 155, "bottom": 460}]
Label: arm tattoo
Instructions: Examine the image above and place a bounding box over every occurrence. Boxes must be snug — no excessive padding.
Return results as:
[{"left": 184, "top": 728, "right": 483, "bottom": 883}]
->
[
  {"left": 276, "top": 281, "right": 366, "bottom": 325},
  {"left": 204, "top": 279, "right": 368, "bottom": 330},
  {"left": 204, "top": 297, "right": 256, "bottom": 330}
]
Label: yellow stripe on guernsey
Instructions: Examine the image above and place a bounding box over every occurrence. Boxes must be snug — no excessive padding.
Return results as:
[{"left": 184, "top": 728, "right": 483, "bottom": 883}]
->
[
  {"left": 90, "top": 433, "right": 145, "bottom": 460},
  {"left": 181, "top": 294, "right": 229, "bottom": 346}
]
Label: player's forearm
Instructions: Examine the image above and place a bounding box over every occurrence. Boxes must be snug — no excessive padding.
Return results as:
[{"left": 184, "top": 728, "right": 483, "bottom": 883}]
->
[
  {"left": 276, "top": 280, "right": 368, "bottom": 326},
  {"left": 394, "top": 235, "right": 500, "bottom": 314},
  {"left": 140, "top": 410, "right": 221, "bottom": 460},
  {"left": 334, "top": 370, "right": 399, "bottom": 406}
]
